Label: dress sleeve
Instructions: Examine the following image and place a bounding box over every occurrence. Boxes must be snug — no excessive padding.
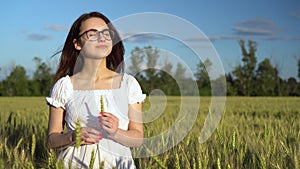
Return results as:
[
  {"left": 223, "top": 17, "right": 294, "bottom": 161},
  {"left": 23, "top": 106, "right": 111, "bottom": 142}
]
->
[
  {"left": 127, "top": 75, "right": 146, "bottom": 104},
  {"left": 46, "top": 76, "right": 72, "bottom": 109}
]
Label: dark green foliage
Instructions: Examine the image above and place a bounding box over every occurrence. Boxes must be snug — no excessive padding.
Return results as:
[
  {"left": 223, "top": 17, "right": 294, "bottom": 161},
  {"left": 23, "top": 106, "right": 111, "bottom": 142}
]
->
[
  {"left": 0, "top": 57, "right": 53, "bottom": 96},
  {"left": 0, "top": 42, "right": 300, "bottom": 96}
]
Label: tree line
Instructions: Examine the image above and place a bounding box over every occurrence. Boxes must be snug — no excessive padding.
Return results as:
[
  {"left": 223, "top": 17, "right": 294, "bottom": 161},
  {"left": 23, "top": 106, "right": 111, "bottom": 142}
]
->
[{"left": 0, "top": 40, "right": 299, "bottom": 96}]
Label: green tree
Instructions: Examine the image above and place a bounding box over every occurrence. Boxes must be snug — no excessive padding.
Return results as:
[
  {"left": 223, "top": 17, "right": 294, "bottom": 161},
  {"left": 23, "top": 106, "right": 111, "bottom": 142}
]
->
[
  {"left": 0, "top": 67, "right": 3, "bottom": 96},
  {"left": 144, "top": 46, "right": 159, "bottom": 80},
  {"left": 173, "top": 63, "right": 187, "bottom": 95},
  {"left": 286, "top": 77, "right": 298, "bottom": 96},
  {"left": 31, "top": 57, "right": 54, "bottom": 96},
  {"left": 195, "top": 59, "right": 212, "bottom": 95},
  {"left": 232, "top": 40, "right": 257, "bottom": 96},
  {"left": 128, "top": 46, "right": 160, "bottom": 95},
  {"left": 142, "top": 46, "right": 160, "bottom": 94},
  {"left": 128, "top": 47, "right": 144, "bottom": 76},
  {"left": 158, "top": 60, "right": 177, "bottom": 95},
  {"left": 174, "top": 63, "right": 186, "bottom": 81},
  {"left": 0, "top": 81, "right": 3, "bottom": 96},
  {"left": 4, "top": 65, "right": 29, "bottom": 96},
  {"left": 255, "top": 58, "right": 277, "bottom": 96},
  {"left": 298, "top": 59, "right": 300, "bottom": 80},
  {"left": 225, "top": 73, "right": 237, "bottom": 96}
]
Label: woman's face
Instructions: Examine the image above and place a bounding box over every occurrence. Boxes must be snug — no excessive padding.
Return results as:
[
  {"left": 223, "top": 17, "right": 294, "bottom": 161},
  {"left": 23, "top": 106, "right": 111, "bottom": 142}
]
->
[{"left": 75, "top": 17, "right": 113, "bottom": 59}]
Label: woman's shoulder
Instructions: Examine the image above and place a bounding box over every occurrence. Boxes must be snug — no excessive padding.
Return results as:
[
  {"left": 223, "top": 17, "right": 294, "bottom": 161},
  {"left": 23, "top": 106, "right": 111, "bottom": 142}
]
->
[
  {"left": 53, "top": 75, "right": 73, "bottom": 90},
  {"left": 122, "top": 73, "right": 136, "bottom": 81},
  {"left": 46, "top": 75, "right": 73, "bottom": 109},
  {"left": 122, "top": 73, "right": 142, "bottom": 89},
  {"left": 49, "top": 75, "right": 73, "bottom": 96},
  {"left": 120, "top": 73, "right": 139, "bottom": 87}
]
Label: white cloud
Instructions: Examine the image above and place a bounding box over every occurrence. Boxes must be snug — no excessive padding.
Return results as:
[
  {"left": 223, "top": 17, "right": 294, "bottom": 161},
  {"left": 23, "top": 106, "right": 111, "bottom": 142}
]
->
[
  {"left": 290, "top": 8, "right": 300, "bottom": 19},
  {"left": 121, "top": 32, "right": 169, "bottom": 43},
  {"left": 233, "top": 18, "right": 278, "bottom": 36},
  {"left": 26, "top": 33, "right": 51, "bottom": 41},
  {"left": 44, "top": 24, "right": 68, "bottom": 31}
]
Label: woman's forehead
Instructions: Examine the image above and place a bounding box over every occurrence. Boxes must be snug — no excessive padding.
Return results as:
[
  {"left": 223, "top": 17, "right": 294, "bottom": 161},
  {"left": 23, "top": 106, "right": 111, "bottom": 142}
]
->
[{"left": 80, "top": 17, "right": 109, "bottom": 31}]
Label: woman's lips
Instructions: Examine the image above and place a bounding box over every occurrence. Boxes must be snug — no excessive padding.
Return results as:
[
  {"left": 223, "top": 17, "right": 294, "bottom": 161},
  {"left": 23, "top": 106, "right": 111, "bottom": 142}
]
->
[{"left": 96, "top": 45, "right": 108, "bottom": 48}]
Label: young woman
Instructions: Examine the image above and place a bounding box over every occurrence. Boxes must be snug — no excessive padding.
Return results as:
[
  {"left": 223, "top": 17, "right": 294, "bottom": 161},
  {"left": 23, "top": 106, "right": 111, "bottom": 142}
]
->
[{"left": 46, "top": 11, "right": 145, "bottom": 169}]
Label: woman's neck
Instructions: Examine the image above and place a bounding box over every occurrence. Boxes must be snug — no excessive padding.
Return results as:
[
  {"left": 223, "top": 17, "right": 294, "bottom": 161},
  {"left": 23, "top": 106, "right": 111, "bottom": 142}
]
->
[
  {"left": 77, "top": 57, "right": 112, "bottom": 80},
  {"left": 71, "top": 57, "right": 116, "bottom": 90}
]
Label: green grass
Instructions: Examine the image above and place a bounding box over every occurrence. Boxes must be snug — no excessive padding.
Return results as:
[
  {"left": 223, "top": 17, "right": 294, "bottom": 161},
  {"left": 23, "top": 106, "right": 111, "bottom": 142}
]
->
[{"left": 0, "top": 96, "right": 299, "bottom": 168}]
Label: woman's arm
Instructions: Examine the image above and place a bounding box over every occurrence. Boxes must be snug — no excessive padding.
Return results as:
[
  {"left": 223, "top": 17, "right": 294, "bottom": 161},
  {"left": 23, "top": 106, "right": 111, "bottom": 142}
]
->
[
  {"left": 47, "top": 106, "right": 102, "bottom": 149},
  {"left": 47, "top": 106, "right": 74, "bottom": 149},
  {"left": 101, "top": 103, "right": 144, "bottom": 147}
]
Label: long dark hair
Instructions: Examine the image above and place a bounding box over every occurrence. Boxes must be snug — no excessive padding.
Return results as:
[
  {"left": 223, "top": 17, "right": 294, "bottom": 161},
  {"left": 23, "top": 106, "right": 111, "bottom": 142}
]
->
[{"left": 54, "top": 12, "right": 124, "bottom": 81}]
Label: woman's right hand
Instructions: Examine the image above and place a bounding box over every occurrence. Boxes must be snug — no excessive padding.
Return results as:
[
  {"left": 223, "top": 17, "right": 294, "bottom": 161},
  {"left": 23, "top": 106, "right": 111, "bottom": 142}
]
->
[{"left": 74, "top": 127, "right": 102, "bottom": 145}]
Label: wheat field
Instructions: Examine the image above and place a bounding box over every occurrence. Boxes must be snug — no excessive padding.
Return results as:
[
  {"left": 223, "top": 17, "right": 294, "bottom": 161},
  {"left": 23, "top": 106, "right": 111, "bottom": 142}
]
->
[{"left": 0, "top": 96, "right": 299, "bottom": 168}]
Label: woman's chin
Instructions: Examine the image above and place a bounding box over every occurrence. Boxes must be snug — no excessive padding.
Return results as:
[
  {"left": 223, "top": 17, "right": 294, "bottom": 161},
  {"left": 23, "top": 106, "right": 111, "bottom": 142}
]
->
[{"left": 87, "top": 54, "right": 108, "bottom": 60}]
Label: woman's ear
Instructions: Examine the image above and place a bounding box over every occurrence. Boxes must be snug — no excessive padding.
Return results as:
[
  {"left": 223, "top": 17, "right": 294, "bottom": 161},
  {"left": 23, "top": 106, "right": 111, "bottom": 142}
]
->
[{"left": 73, "top": 39, "right": 82, "bottom": 50}]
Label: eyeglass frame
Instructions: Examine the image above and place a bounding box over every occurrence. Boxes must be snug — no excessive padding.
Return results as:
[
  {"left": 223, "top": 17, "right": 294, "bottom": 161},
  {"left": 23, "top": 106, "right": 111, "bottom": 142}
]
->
[{"left": 77, "top": 28, "right": 115, "bottom": 41}]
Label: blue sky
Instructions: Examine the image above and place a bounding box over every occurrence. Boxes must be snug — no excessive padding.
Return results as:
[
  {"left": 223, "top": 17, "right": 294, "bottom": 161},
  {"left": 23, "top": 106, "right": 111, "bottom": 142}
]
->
[{"left": 0, "top": 0, "right": 300, "bottom": 80}]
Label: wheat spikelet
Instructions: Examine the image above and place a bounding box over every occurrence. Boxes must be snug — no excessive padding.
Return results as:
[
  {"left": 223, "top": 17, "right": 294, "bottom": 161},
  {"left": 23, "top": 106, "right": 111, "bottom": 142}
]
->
[
  {"left": 198, "top": 153, "right": 202, "bottom": 169},
  {"left": 186, "top": 134, "right": 191, "bottom": 147},
  {"left": 203, "top": 153, "right": 209, "bottom": 169},
  {"left": 294, "top": 152, "right": 299, "bottom": 169},
  {"left": 13, "top": 138, "right": 23, "bottom": 163},
  {"left": 279, "top": 140, "right": 289, "bottom": 156},
  {"left": 68, "top": 159, "right": 72, "bottom": 169},
  {"left": 25, "top": 161, "right": 35, "bottom": 169},
  {"left": 163, "top": 153, "right": 170, "bottom": 167},
  {"left": 192, "top": 157, "right": 196, "bottom": 169},
  {"left": 89, "top": 149, "right": 95, "bottom": 169},
  {"left": 175, "top": 152, "right": 180, "bottom": 169},
  {"left": 260, "top": 155, "right": 267, "bottom": 169},
  {"left": 31, "top": 134, "right": 36, "bottom": 158},
  {"left": 75, "top": 118, "right": 84, "bottom": 148},
  {"left": 4, "top": 138, "right": 11, "bottom": 162},
  {"left": 20, "top": 148, "right": 25, "bottom": 163},
  {"left": 100, "top": 95, "right": 104, "bottom": 112},
  {"left": 47, "top": 149, "right": 55, "bottom": 169},
  {"left": 217, "top": 157, "right": 221, "bottom": 169},
  {"left": 99, "top": 161, "right": 105, "bottom": 169},
  {"left": 153, "top": 155, "right": 167, "bottom": 169},
  {"left": 232, "top": 130, "right": 236, "bottom": 151},
  {"left": 216, "top": 128, "right": 223, "bottom": 145},
  {"left": 180, "top": 145, "right": 191, "bottom": 168},
  {"left": 0, "top": 141, "right": 2, "bottom": 156},
  {"left": 57, "top": 160, "right": 65, "bottom": 169}
]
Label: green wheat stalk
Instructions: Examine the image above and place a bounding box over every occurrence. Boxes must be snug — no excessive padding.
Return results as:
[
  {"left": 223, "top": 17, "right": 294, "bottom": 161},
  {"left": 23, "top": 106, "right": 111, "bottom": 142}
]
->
[
  {"left": 175, "top": 152, "right": 180, "bottom": 169},
  {"left": 97, "top": 95, "right": 104, "bottom": 167},
  {"left": 31, "top": 134, "right": 36, "bottom": 158},
  {"left": 4, "top": 138, "right": 11, "bottom": 162},
  {"left": 217, "top": 157, "right": 221, "bottom": 169},
  {"left": 75, "top": 118, "right": 84, "bottom": 148},
  {"left": 192, "top": 157, "right": 196, "bottom": 169},
  {"left": 295, "top": 152, "right": 299, "bottom": 169},
  {"left": 89, "top": 149, "right": 95, "bottom": 169},
  {"left": 47, "top": 149, "right": 55, "bottom": 169},
  {"left": 232, "top": 130, "right": 236, "bottom": 151},
  {"left": 216, "top": 128, "right": 224, "bottom": 145},
  {"left": 20, "top": 149, "right": 25, "bottom": 164},
  {"left": 13, "top": 138, "right": 23, "bottom": 163},
  {"left": 100, "top": 95, "right": 104, "bottom": 112}
]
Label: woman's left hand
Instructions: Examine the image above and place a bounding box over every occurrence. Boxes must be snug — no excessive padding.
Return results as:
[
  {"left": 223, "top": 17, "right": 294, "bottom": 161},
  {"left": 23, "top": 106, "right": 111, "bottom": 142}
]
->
[{"left": 98, "top": 112, "right": 119, "bottom": 138}]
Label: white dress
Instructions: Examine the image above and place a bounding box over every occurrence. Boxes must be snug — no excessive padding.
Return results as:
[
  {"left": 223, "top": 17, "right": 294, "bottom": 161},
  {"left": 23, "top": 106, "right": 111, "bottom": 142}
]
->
[{"left": 46, "top": 73, "right": 146, "bottom": 169}]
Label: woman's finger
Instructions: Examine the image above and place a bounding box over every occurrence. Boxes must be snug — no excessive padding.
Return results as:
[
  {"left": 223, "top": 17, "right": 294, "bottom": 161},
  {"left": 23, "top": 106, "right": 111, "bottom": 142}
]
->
[
  {"left": 85, "top": 127, "right": 102, "bottom": 136},
  {"left": 80, "top": 127, "right": 102, "bottom": 144},
  {"left": 101, "top": 112, "right": 119, "bottom": 122}
]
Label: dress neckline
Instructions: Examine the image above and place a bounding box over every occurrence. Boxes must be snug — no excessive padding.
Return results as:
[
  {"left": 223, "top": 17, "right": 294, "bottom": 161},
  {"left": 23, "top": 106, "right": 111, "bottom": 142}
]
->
[{"left": 65, "top": 73, "right": 127, "bottom": 92}]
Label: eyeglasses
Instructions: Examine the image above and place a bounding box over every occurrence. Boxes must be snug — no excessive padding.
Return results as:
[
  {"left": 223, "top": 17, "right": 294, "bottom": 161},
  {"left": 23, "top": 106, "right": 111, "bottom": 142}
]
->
[{"left": 77, "top": 29, "right": 114, "bottom": 41}]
